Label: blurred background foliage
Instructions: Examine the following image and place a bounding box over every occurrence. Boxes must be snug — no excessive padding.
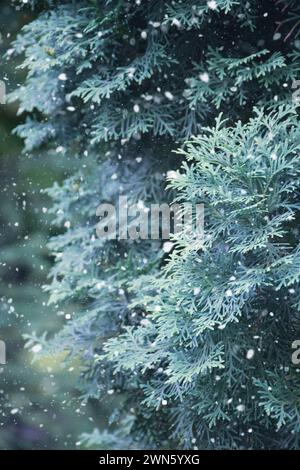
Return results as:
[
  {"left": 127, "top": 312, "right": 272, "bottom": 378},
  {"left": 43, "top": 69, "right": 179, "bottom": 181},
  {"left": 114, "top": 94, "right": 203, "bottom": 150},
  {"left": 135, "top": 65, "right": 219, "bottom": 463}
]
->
[{"left": 0, "top": 1, "right": 103, "bottom": 449}]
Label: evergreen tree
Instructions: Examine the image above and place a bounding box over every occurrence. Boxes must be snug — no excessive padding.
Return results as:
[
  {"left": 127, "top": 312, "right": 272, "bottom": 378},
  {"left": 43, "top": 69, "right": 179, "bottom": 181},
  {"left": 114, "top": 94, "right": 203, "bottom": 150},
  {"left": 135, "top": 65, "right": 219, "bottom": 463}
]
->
[
  {"left": 107, "top": 106, "right": 300, "bottom": 449},
  {"left": 0, "top": 3, "right": 99, "bottom": 449},
  {"left": 10, "top": 0, "right": 300, "bottom": 449}
]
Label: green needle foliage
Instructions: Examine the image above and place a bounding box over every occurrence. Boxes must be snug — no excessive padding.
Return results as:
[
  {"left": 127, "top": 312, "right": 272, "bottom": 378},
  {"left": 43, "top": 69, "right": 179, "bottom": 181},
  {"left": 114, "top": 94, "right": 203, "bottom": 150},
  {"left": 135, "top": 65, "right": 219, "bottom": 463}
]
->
[{"left": 10, "top": 0, "right": 300, "bottom": 449}]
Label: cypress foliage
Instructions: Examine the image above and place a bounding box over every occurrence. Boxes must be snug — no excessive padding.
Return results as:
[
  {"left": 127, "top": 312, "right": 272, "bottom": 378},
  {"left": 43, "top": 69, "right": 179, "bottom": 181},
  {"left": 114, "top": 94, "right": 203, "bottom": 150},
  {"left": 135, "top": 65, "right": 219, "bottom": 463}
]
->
[
  {"left": 1, "top": 5, "right": 98, "bottom": 448},
  {"left": 10, "top": 0, "right": 300, "bottom": 448}
]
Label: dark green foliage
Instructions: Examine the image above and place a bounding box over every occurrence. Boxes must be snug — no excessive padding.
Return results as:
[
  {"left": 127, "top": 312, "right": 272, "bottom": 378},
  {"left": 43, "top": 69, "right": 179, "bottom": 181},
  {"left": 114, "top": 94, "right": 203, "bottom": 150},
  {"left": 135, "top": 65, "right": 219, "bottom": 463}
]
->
[{"left": 10, "top": 0, "right": 300, "bottom": 449}]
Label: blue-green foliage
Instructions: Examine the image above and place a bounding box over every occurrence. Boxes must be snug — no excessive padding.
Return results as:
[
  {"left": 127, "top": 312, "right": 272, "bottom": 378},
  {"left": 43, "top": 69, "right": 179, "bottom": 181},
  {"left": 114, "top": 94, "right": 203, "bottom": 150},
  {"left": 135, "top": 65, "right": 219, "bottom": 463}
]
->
[
  {"left": 106, "top": 107, "right": 300, "bottom": 448},
  {"left": 11, "top": 0, "right": 300, "bottom": 449}
]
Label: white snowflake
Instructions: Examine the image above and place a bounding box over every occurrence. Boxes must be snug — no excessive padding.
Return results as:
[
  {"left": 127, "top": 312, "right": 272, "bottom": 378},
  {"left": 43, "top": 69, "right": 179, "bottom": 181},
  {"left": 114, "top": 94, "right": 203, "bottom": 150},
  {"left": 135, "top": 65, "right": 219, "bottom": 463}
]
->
[
  {"left": 58, "top": 73, "right": 67, "bottom": 81},
  {"left": 207, "top": 1, "right": 218, "bottom": 11},
  {"left": 236, "top": 404, "right": 245, "bottom": 412},
  {"left": 164, "top": 91, "right": 174, "bottom": 101},
  {"left": 246, "top": 349, "right": 255, "bottom": 360},
  {"left": 200, "top": 72, "right": 210, "bottom": 83}
]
